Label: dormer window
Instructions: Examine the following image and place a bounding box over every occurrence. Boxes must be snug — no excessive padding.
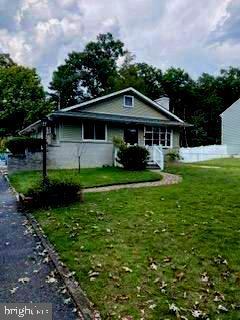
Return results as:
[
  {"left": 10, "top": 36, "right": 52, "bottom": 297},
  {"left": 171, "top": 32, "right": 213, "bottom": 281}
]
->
[{"left": 123, "top": 95, "right": 134, "bottom": 108}]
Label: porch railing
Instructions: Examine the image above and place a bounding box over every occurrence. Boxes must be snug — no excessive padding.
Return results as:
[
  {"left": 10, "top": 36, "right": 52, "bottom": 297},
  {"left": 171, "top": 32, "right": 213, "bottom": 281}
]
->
[{"left": 147, "top": 145, "right": 164, "bottom": 170}]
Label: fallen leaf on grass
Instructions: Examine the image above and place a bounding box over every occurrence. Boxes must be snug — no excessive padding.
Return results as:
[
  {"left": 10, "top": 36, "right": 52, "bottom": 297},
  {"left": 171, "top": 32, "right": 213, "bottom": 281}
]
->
[
  {"left": 191, "top": 309, "right": 203, "bottom": 318},
  {"left": 160, "top": 280, "right": 167, "bottom": 293},
  {"left": 149, "top": 304, "right": 157, "bottom": 310},
  {"left": 169, "top": 303, "right": 180, "bottom": 317},
  {"left": 150, "top": 262, "right": 158, "bottom": 270},
  {"left": 88, "top": 271, "right": 99, "bottom": 277},
  {"left": 214, "top": 255, "right": 228, "bottom": 266},
  {"left": 213, "top": 292, "right": 225, "bottom": 302},
  {"left": 175, "top": 271, "right": 185, "bottom": 282},
  {"left": 218, "top": 305, "right": 228, "bottom": 312},
  {"left": 122, "top": 266, "right": 133, "bottom": 273},
  {"left": 115, "top": 295, "right": 129, "bottom": 302},
  {"left": 163, "top": 256, "right": 172, "bottom": 263},
  {"left": 201, "top": 272, "right": 209, "bottom": 283},
  {"left": 88, "top": 270, "right": 100, "bottom": 281}
]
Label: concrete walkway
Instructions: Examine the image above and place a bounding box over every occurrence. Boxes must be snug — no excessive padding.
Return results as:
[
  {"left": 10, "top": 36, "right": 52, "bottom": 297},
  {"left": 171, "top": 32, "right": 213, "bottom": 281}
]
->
[
  {"left": 84, "top": 172, "right": 182, "bottom": 193},
  {"left": 0, "top": 175, "right": 78, "bottom": 319}
]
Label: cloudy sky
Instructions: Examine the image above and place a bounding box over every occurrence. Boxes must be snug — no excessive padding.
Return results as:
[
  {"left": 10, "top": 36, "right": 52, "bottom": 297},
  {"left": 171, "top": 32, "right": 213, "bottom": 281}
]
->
[{"left": 0, "top": 0, "right": 239, "bottom": 87}]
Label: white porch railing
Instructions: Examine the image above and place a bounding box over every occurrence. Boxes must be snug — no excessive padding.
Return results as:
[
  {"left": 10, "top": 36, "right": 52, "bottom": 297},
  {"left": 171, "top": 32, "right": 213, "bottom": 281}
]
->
[{"left": 147, "top": 145, "right": 164, "bottom": 170}]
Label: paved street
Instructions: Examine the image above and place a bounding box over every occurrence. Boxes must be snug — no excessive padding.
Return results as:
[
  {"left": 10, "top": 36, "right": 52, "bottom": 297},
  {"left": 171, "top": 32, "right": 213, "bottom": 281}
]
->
[{"left": 0, "top": 175, "right": 77, "bottom": 319}]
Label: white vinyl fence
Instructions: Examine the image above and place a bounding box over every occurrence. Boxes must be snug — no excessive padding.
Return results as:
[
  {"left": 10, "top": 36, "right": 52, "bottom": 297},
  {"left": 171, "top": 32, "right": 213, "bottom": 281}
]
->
[{"left": 179, "top": 145, "right": 229, "bottom": 163}]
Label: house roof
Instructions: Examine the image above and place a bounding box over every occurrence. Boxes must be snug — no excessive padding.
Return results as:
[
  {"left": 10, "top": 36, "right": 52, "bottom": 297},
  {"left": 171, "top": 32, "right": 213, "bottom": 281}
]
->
[
  {"left": 20, "top": 87, "right": 191, "bottom": 134},
  {"left": 220, "top": 98, "right": 240, "bottom": 117},
  {"left": 51, "top": 111, "right": 192, "bottom": 127},
  {"left": 60, "top": 87, "right": 185, "bottom": 123}
]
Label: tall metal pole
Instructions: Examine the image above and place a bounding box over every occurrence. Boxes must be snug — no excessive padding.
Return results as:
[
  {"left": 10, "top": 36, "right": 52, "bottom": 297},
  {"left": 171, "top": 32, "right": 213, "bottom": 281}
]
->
[{"left": 42, "top": 118, "right": 47, "bottom": 182}]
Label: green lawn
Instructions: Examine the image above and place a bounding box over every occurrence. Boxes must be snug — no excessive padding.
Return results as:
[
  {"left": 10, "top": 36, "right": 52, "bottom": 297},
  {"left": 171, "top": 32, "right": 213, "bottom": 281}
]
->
[
  {"left": 190, "top": 157, "right": 240, "bottom": 168},
  {"left": 9, "top": 167, "right": 162, "bottom": 194},
  {"left": 33, "top": 162, "right": 240, "bottom": 319}
]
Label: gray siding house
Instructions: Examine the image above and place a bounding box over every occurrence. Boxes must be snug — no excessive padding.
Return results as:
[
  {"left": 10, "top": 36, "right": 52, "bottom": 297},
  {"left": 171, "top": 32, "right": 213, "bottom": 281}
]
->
[
  {"left": 20, "top": 87, "right": 190, "bottom": 168},
  {"left": 221, "top": 98, "right": 240, "bottom": 155}
]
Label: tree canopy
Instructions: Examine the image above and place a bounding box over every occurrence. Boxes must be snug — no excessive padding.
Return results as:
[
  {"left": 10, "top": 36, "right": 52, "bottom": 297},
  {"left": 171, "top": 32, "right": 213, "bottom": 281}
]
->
[
  {"left": 49, "top": 33, "right": 126, "bottom": 108},
  {"left": 0, "top": 61, "right": 52, "bottom": 136},
  {"left": 1, "top": 34, "right": 240, "bottom": 146},
  {"left": 51, "top": 31, "right": 240, "bottom": 147}
]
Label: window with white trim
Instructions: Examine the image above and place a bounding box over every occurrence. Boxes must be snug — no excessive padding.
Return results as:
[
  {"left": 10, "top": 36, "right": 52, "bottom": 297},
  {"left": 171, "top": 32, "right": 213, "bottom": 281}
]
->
[
  {"left": 144, "top": 126, "right": 172, "bottom": 147},
  {"left": 123, "top": 95, "right": 134, "bottom": 108},
  {"left": 83, "top": 122, "right": 106, "bottom": 141}
]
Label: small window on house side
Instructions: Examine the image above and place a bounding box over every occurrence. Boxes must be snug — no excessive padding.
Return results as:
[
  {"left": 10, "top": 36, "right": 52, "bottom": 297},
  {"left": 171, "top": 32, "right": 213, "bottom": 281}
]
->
[{"left": 123, "top": 95, "right": 134, "bottom": 108}]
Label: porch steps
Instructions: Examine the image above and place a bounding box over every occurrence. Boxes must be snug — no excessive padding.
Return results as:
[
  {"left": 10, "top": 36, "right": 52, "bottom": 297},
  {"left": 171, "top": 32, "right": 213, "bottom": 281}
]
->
[{"left": 147, "top": 162, "right": 160, "bottom": 170}]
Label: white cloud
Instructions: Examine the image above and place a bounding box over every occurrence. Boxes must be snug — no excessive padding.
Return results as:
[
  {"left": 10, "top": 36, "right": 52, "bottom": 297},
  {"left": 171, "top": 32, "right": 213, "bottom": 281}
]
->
[{"left": 0, "top": 0, "right": 239, "bottom": 87}]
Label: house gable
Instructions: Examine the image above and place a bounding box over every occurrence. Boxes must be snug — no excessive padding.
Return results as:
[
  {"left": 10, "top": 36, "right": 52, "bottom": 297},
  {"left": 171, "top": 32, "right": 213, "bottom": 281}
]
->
[
  {"left": 77, "top": 94, "right": 169, "bottom": 120},
  {"left": 61, "top": 88, "right": 184, "bottom": 123},
  {"left": 221, "top": 98, "right": 240, "bottom": 116},
  {"left": 221, "top": 98, "right": 240, "bottom": 154}
]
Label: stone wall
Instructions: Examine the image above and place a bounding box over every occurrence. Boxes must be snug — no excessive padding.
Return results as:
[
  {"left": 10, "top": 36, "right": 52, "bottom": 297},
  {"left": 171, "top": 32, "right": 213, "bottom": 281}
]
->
[{"left": 8, "top": 153, "right": 43, "bottom": 173}]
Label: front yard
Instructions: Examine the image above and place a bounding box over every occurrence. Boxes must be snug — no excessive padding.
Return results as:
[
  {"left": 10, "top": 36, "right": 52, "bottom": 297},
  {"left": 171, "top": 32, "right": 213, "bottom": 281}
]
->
[
  {"left": 12, "top": 160, "right": 240, "bottom": 319},
  {"left": 9, "top": 167, "right": 161, "bottom": 194}
]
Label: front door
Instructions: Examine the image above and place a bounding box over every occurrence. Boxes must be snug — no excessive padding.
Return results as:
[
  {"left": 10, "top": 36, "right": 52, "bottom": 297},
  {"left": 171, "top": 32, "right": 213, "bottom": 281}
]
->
[{"left": 124, "top": 127, "right": 138, "bottom": 145}]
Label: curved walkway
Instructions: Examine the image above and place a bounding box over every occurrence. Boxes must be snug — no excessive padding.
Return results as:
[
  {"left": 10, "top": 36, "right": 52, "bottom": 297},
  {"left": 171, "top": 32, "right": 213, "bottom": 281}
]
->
[{"left": 84, "top": 172, "right": 182, "bottom": 193}]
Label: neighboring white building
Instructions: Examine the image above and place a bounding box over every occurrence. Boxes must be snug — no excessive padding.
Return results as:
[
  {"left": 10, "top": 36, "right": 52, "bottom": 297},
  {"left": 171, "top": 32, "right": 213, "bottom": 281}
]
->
[{"left": 221, "top": 99, "right": 240, "bottom": 155}]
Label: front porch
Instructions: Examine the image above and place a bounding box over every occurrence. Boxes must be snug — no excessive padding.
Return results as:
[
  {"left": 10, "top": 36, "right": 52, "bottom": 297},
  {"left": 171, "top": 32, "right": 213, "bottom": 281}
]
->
[{"left": 121, "top": 125, "right": 174, "bottom": 170}]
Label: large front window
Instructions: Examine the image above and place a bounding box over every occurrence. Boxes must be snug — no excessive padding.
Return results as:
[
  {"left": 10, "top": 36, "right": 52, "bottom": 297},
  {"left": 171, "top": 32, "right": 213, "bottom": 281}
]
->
[
  {"left": 144, "top": 126, "right": 172, "bottom": 147},
  {"left": 82, "top": 122, "right": 106, "bottom": 141}
]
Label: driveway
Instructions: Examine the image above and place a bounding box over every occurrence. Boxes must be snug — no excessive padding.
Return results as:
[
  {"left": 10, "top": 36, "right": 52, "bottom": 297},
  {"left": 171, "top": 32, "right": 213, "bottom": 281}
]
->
[{"left": 0, "top": 174, "right": 78, "bottom": 319}]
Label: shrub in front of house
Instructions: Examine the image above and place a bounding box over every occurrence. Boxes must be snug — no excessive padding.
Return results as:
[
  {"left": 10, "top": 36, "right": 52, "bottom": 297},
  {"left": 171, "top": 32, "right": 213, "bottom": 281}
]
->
[
  {"left": 6, "top": 137, "right": 43, "bottom": 155},
  {"left": 25, "top": 178, "right": 81, "bottom": 208},
  {"left": 165, "top": 149, "right": 181, "bottom": 162},
  {"left": 117, "top": 145, "right": 149, "bottom": 170}
]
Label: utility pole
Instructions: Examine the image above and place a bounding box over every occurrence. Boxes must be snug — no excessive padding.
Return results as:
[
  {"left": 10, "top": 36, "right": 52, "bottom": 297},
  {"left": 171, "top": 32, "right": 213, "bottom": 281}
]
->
[{"left": 42, "top": 117, "right": 48, "bottom": 182}]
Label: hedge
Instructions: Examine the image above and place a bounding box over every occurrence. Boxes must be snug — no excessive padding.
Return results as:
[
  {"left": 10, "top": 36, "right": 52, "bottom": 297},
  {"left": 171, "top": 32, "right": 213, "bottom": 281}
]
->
[{"left": 6, "top": 137, "right": 43, "bottom": 155}]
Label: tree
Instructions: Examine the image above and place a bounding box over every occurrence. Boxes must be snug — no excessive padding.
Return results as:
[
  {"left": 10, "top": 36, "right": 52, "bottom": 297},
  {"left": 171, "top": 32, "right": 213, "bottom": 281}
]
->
[
  {"left": 162, "top": 68, "right": 196, "bottom": 118},
  {"left": 49, "top": 64, "right": 82, "bottom": 109},
  {"left": 114, "top": 62, "right": 164, "bottom": 99},
  {"left": 194, "top": 73, "right": 223, "bottom": 145},
  {"left": 217, "top": 67, "right": 240, "bottom": 108},
  {"left": 50, "top": 33, "right": 126, "bottom": 108},
  {"left": 0, "top": 64, "right": 52, "bottom": 136},
  {"left": 0, "top": 53, "right": 16, "bottom": 68}
]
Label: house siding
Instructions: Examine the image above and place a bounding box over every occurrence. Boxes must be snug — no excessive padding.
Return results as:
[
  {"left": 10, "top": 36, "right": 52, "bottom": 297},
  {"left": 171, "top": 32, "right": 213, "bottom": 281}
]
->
[
  {"left": 222, "top": 99, "right": 240, "bottom": 154},
  {"left": 45, "top": 122, "right": 181, "bottom": 168},
  {"left": 79, "top": 95, "right": 169, "bottom": 120},
  {"left": 47, "top": 142, "right": 113, "bottom": 168}
]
